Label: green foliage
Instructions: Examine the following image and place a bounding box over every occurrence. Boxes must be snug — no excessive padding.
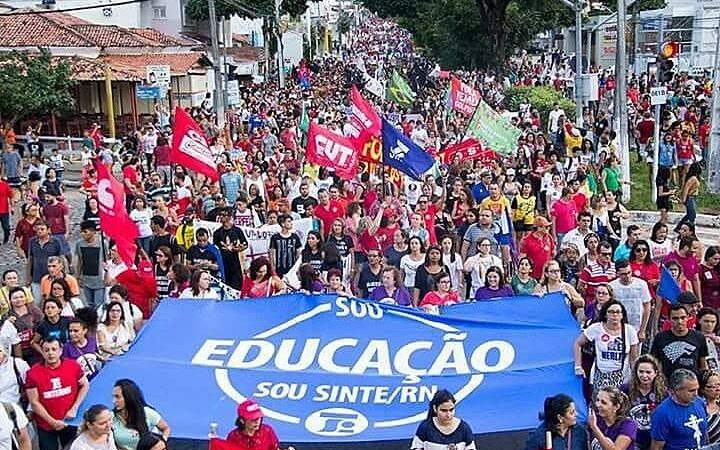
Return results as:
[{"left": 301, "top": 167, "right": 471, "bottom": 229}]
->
[
  {"left": 360, "top": 0, "right": 572, "bottom": 69},
  {"left": 0, "top": 50, "right": 75, "bottom": 127},
  {"left": 184, "top": 0, "right": 307, "bottom": 21},
  {"left": 505, "top": 85, "right": 576, "bottom": 125}
]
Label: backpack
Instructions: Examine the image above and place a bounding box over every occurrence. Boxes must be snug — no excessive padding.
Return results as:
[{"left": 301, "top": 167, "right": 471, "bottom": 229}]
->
[{"left": 2, "top": 401, "right": 20, "bottom": 450}]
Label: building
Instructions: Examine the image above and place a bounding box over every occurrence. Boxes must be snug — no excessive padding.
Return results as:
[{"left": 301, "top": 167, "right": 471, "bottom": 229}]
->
[{"left": 0, "top": 9, "right": 211, "bottom": 136}]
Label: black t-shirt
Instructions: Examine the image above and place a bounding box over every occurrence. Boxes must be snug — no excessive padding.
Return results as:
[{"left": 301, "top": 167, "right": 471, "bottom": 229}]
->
[
  {"left": 291, "top": 195, "right": 317, "bottom": 216},
  {"left": 357, "top": 264, "right": 382, "bottom": 298},
  {"left": 384, "top": 246, "right": 408, "bottom": 269},
  {"left": 650, "top": 329, "right": 709, "bottom": 379},
  {"left": 150, "top": 233, "right": 179, "bottom": 259},
  {"left": 186, "top": 245, "right": 219, "bottom": 276},
  {"left": 301, "top": 249, "right": 324, "bottom": 273},
  {"left": 212, "top": 226, "right": 248, "bottom": 260},
  {"left": 326, "top": 235, "right": 353, "bottom": 259},
  {"left": 35, "top": 317, "right": 71, "bottom": 344},
  {"left": 269, "top": 232, "right": 302, "bottom": 276},
  {"left": 414, "top": 265, "right": 450, "bottom": 301},
  {"left": 27, "top": 141, "right": 44, "bottom": 158}
]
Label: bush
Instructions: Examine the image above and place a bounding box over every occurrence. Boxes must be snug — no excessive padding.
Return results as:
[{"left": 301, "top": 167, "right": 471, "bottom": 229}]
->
[{"left": 505, "top": 86, "right": 576, "bottom": 130}]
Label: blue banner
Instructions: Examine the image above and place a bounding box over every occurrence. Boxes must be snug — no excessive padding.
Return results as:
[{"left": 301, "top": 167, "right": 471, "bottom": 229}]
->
[
  {"left": 136, "top": 85, "right": 160, "bottom": 99},
  {"left": 76, "top": 293, "right": 584, "bottom": 442},
  {"left": 381, "top": 119, "right": 435, "bottom": 180}
]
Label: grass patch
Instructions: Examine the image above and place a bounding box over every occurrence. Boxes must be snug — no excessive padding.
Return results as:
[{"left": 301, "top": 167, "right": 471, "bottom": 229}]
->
[{"left": 625, "top": 159, "right": 720, "bottom": 214}]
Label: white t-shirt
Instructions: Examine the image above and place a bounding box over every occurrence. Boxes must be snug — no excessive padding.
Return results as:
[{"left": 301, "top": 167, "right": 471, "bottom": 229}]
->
[
  {"left": 609, "top": 278, "right": 652, "bottom": 333},
  {"left": 400, "top": 255, "right": 425, "bottom": 289},
  {"left": 0, "top": 401, "right": 28, "bottom": 450},
  {"left": 0, "top": 358, "right": 29, "bottom": 405},
  {"left": 649, "top": 239, "right": 674, "bottom": 264},
  {"left": 442, "top": 253, "right": 464, "bottom": 292},
  {"left": 0, "top": 322, "right": 19, "bottom": 358},
  {"left": 69, "top": 430, "right": 117, "bottom": 450},
  {"left": 129, "top": 209, "right": 153, "bottom": 238},
  {"left": 584, "top": 322, "right": 638, "bottom": 377}
]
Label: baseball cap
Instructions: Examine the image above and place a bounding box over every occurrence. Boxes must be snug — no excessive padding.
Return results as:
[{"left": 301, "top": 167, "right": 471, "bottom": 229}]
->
[
  {"left": 677, "top": 291, "right": 699, "bottom": 305},
  {"left": 506, "top": 168, "right": 516, "bottom": 176},
  {"left": 533, "top": 216, "right": 550, "bottom": 227},
  {"left": 237, "top": 399, "right": 264, "bottom": 421}
]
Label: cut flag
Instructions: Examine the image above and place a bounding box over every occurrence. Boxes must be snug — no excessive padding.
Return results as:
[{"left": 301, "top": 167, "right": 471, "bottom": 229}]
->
[
  {"left": 447, "top": 76, "right": 481, "bottom": 116},
  {"left": 386, "top": 69, "right": 416, "bottom": 107},
  {"left": 171, "top": 107, "right": 219, "bottom": 182},
  {"left": 209, "top": 438, "right": 241, "bottom": 450},
  {"left": 305, "top": 122, "right": 359, "bottom": 180},
  {"left": 657, "top": 265, "right": 682, "bottom": 304},
  {"left": 347, "top": 84, "right": 381, "bottom": 151},
  {"left": 93, "top": 159, "right": 139, "bottom": 268},
  {"left": 381, "top": 119, "right": 434, "bottom": 181}
]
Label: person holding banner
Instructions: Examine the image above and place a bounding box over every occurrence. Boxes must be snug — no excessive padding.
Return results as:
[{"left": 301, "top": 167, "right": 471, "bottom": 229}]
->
[
  {"left": 524, "top": 393, "right": 587, "bottom": 450},
  {"left": 226, "top": 399, "right": 280, "bottom": 450},
  {"left": 240, "top": 257, "right": 286, "bottom": 299},
  {"left": 587, "top": 386, "right": 637, "bottom": 450},
  {"left": 411, "top": 389, "right": 476, "bottom": 450}
]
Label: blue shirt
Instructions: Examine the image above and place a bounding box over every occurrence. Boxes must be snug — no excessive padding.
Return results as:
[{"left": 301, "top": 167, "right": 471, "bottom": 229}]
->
[
  {"left": 651, "top": 396, "right": 708, "bottom": 450},
  {"left": 658, "top": 142, "right": 677, "bottom": 167},
  {"left": 471, "top": 182, "right": 489, "bottom": 203},
  {"left": 524, "top": 423, "right": 588, "bottom": 450}
]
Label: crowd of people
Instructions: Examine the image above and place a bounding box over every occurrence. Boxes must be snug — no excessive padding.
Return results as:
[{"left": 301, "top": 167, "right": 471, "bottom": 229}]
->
[{"left": 0, "top": 8, "right": 716, "bottom": 450}]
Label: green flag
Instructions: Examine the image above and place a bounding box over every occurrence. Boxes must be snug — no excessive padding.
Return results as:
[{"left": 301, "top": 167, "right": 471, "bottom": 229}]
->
[
  {"left": 386, "top": 70, "right": 416, "bottom": 107},
  {"left": 464, "top": 100, "right": 523, "bottom": 155},
  {"left": 299, "top": 104, "right": 310, "bottom": 134}
]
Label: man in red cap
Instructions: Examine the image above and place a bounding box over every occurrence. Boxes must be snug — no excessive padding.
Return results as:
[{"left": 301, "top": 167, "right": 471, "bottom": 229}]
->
[{"left": 226, "top": 399, "right": 280, "bottom": 450}]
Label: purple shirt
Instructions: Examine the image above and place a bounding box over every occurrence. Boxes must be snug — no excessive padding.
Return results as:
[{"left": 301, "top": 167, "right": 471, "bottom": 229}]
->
[
  {"left": 474, "top": 285, "right": 514, "bottom": 301},
  {"left": 593, "top": 416, "right": 637, "bottom": 449},
  {"left": 664, "top": 251, "right": 700, "bottom": 281},
  {"left": 369, "top": 285, "right": 412, "bottom": 306},
  {"left": 62, "top": 337, "right": 98, "bottom": 360}
]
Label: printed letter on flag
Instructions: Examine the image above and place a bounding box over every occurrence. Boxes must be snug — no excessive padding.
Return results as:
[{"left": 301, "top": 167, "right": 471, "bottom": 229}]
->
[
  {"left": 380, "top": 119, "right": 434, "bottom": 181},
  {"left": 306, "top": 123, "right": 359, "bottom": 180},
  {"left": 347, "top": 84, "right": 381, "bottom": 151},
  {"left": 448, "top": 76, "right": 481, "bottom": 116},
  {"left": 464, "top": 100, "right": 523, "bottom": 156},
  {"left": 93, "top": 159, "right": 139, "bottom": 267},
  {"left": 171, "top": 107, "right": 219, "bottom": 181}
]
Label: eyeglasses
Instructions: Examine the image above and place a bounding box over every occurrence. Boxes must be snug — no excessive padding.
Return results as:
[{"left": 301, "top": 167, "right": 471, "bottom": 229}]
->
[
  {"left": 597, "top": 291, "right": 610, "bottom": 296},
  {"left": 155, "top": 253, "right": 165, "bottom": 257},
  {"left": 438, "top": 280, "right": 451, "bottom": 284},
  {"left": 635, "top": 248, "right": 648, "bottom": 252},
  {"left": 600, "top": 252, "right": 612, "bottom": 256},
  {"left": 547, "top": 269, "right": 561, "bottom": 273},
  {"left": 607, "top": 309, "right": 623, "bottom": 314}
]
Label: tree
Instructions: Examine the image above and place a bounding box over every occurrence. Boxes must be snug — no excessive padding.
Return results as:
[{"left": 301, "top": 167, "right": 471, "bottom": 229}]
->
[
  {"left": 185, "top": 0, "right": 309, "bottom": 21},
  {"left": 0, "top": 50, "right": 75, "bottom": 127}
]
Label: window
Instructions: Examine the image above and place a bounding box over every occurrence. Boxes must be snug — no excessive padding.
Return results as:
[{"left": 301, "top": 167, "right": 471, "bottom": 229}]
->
[{"left": 153, "top": 6, "right": 166, "bottom": 19}]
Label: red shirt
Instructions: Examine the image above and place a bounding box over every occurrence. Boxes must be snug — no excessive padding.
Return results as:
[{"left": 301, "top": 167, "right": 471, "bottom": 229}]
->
[
  {"left": 520, "top": 232, "right": 555, "bottom": 280},
  {"left": 226, "top": 425, "right": 279, "bottom": 450},
  {"left": 551, "top": 199, "right": 577, "bottom": 234},
  {"left": 636, "top": 120, "right": 655, "bottom": 144},
  {"left": 122, "top": 165, "right": 140, "bottom": 195},
  {"left": 42, "top": 202, "right": 69, "bottom": 235},
  {"left": 676, "top": 138, "right": 694, "bottom": 160},
  {"left": 25, "top": 359, "right": 84, "bottom": 431},
  {"left": 421, "top": 204, "right": 438, "bottom": 245},
  {"left": 630, "top": 260, "right": 660, "bottom": 295},
  {"left": 14, "top": 218, "right": 36, "bottom": 254},
  {"left": 571, "top": 192, "right": 587, "bottom": 213},
  {"left": 154, "top": 145, "right": 171, "bottom": 166},
  {"left": 314, "top": 200, "right": 343, "bottom": 238},
  {"left": 0, "top": 180, "right": 11, "bottom": 214},
  {"left": 579, "top": 262, "right": 616, "bottom": 303}
]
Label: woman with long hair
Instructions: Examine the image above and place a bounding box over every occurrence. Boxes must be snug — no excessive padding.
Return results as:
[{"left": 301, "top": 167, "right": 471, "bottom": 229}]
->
[
  {"left": 648, "top": 221, "right": 673, "bottom": 263},
  {"left": 511, "top": 257, "right": 537, "bottom": 296},
  {"left": 574, "top": 301, "right": 639, "bottom": 393},
  {"left": 629, "top": 240, "right": 660, "bottom": 295},
  {"left": 653, "top": 260, "right": 694, "bottom": 332},
  {"left": 605, "top": 190, "right": 629, "bottom": 250},
  {"left": 83, "top": 197, "right": 101, "bottom": 230},
  {"left": 675, "top": 161, "right": 701, "bottom": 232},
  {"left": 699, "top": 246, "right": 720, "bottom": 310},
  {"left": 587, "top": 386, "right": 637, "bottom": 450},
  {"left": 524, "top": 394, "right": 587, "bottom": 450},
  {"left": 695, "top": 307, "right": 720, "bottom": 370},
  {"left": 167, "top": 264, "right": 190, "bottom": 298},
  {"left": 31, "top": 298, "right": 71, "bottom": 354},
  {"left": 297, "top": 263, "right": 323, "bottom": 294},
  {"left": 179, "top": 271, "right": 219, "bottom": 299},
  {"left": 97, "top": 301, "right": 135, "bottom": 357},
  {"left": 226, "top": 399, "right": 280, "bottom": 450},
  {"left": 411, "top": 389, "right": 475, "bottom": 450},
  {"left": 130, "top": 196, "right": 153, "bottom": 255},
  {"left": 582, "top": 232, "right": 600, "bottom": 268},
  {"left": 474, "top": 266, "right": 514, "bottom": 301},
  {"left": 413, "top": 245, "right": 449, "bottom": 305},
  {"left": 400, "top": 236, "right": 426, "bottom": 299},
  {"left": 112, "top": 379, "right": 171, "bottom": 450},
  {"left": 7, "top": 286, "right": 42, "bottom": 364},
  {"left": 622, "top": 354, "right": 667, "bottom": 450},
  {"left": 655, "top": 166, "right": 674, "bottom": 224},
  {"left": 69, "top": 404, "right": 115, "bottom": 450},
  {"left": 300, "top": 230, "right": 324, "bottom": 274},
  {"left": 700, "top": 370, "right": 720, "bottom": 443},
  {"left": 47, "top": 278, "right": 84, "bottom": 318},
  {"left": 440, "top": 235, "right": 464, "bottom": 294},
  {"left": 240, "top": 257, "right": 286, "bottom": 299},
  {"left": 153, "top": 246, "right": 173, "bottom": 299},
  {"left": 14, "top": 202, "right": 40, "bottom": 257}
]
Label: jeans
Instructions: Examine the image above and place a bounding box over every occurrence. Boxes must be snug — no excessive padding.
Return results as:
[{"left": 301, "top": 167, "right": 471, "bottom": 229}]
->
[
  {"left": 676, "top": 195, "right": 697, "bottom": 231},
  {"left": 138, "top": 236, "right": 152, "bottom": 255},
  {"left": 0, "top": 213, "right": 8, "bottom": 243},
  {"left": 31, "top": 283, "right": 42, "bottom": 307},
  {"left": 82, "top": 286, "right": 106, "bottom": 309},
  {"left": 37, "top": 426, "right": 76, "bottom": 450}
]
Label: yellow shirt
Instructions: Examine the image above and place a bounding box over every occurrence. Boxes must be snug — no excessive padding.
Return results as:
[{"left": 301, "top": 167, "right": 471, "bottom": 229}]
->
[{"left": 513, "top": 195, "right": 536, "bottom": 225}]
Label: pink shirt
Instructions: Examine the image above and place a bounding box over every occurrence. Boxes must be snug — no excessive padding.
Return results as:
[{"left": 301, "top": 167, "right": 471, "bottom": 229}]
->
[{"left": 551, "top": 199, "right": 577, "bottom": 234}]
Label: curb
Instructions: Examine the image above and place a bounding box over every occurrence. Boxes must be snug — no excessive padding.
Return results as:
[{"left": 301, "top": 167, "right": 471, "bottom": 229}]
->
[{"left": 629, "top": 210, "right": 718, "bottom": 228}]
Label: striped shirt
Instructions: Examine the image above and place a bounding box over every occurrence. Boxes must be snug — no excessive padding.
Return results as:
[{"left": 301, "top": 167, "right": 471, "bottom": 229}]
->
[{"left": 579, "top": 261, "right": 616, "bottom": 302}]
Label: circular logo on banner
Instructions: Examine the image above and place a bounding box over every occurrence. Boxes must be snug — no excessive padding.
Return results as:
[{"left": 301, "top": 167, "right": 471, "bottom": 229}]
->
[{"left": 191, "top": 297, "right": 516, "bottom": 438}]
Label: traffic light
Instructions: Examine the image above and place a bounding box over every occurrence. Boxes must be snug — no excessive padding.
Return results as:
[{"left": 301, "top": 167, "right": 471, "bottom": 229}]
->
[{"left": 657, "top": 41, "right": 679, "bottom": 84}]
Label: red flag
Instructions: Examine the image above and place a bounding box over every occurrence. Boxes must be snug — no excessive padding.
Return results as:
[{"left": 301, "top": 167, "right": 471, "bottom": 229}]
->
[
  {"left": 171, "top": 107, "right": 219, "bottom": 182},
  {"left": 448, "top": 76, "right": 481, "bottom": 116},
  {"left": 347, "top": 84, "right": 381, "bottom": 151},
  {"left": 116, "top": 260, "right": 157, "bottom": 319},
  {"left": 440, "top": 139, "right": 496, "bottom": 165},
  {"left": 93, "top": 159, "right": 139, "bottom": 267},
  {"left": 306, "top": 123, "right": 359, "bottom": 180}
]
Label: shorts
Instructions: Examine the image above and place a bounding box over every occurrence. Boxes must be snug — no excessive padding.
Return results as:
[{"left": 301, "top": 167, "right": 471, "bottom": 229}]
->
[
  {"left": 679, "top": 157, "right": 694, "bottom": 166},
  {"left": 656, "top": 195, "right": 671, "bottom": 211},
  {"left": 495, "top": 233, "right": 511, "bottom": 246},
  {"left": 514, "top": 221, "right": 531, "bottom": 232},
  {"left": 6, "top": 177, "right": 21, "bottom": 188}
]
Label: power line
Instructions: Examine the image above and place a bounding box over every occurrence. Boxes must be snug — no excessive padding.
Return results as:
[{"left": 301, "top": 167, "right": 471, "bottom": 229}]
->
[{"left": 0, "top": 0, "right": 148, "bottom": 16}]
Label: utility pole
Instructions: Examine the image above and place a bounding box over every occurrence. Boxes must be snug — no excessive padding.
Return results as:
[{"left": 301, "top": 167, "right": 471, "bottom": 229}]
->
[
  {"left": 275, "top": 0, "right": 285, "bottom": 88},
  {"left": 208, "top": 0, "right": 225, "bottom": 125},
  {"left": 706, "top": 24, "right": 720, "bottom": 193},
  {"left": 615, "top": 0, "right": 630, "bottom": 202},
  {"left": 651, "top": 18, "right": 665, "bottom": 202},
  {"left": 575, "top": 1, "right": 584, "bottom": 128},
  {"left": 103, "top": 63, "right": 116, "bottom": 139}
]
